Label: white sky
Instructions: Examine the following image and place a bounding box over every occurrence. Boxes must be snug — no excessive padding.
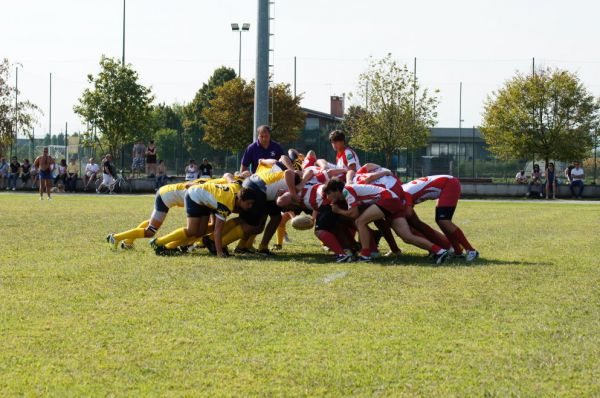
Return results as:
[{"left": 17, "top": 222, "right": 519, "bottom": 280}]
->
[{"left": 3, "top": 0, "right": 600, "bottom": 137}]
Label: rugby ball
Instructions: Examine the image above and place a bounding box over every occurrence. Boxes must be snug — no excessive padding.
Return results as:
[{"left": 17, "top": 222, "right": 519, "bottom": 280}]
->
[{"left": 291, "top": 214, "right": 314, "bottom": 231}]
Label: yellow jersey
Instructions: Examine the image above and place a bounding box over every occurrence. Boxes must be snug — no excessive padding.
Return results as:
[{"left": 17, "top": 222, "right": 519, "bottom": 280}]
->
[
  {"left": 255, "top": 169, "right": 288, "bottom": 201},
  {"left": 186, "top": 182, "right": 240, "bottom": 220},
  {"left": 157, "top": 182, "right": 188, "bottom": 208}
]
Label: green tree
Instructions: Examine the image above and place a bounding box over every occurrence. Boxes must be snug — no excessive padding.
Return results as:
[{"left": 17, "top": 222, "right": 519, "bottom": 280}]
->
[
  {"left": 0, "top": 59, "right": 42, "bottom": 156},
  {"left": 73, "top": 56, "right": 154, "bottom": 159},
  {"left": 347, "top": 54, "right": 439, "bottom": 168},
  {"left": 481, "top": 68, "right": 600, "bottom": 165},
  {"left": 202, "top": 79, "right": 305, "bottom": 152}
]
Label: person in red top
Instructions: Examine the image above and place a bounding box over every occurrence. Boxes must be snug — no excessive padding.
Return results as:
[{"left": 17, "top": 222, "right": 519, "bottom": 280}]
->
[
  {"left": 402, "top": 175, "right": 479, "bottom": 262},
  {"left": 324, "top": 179, "right": 449, "bottom": 264},
  {"left": 329, "top": 130, "right": 361, "bottom": 183}
]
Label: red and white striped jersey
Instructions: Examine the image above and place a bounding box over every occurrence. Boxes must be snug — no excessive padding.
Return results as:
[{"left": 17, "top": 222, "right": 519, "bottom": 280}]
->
[
  {"left": 354, "top": 167, "right": 401, "bottom": 190},
  {"left": 342, "top": 184, "right": 397, "bottom": 208},
  {"left": 301, "top": 183, "right": 329, "bottom": 211},
  {"left": 336, "top": 147, "right": 361, "bottom": 170},
  {"left": 402, "top": 175, "right": 455, "bottom": 206},
  {"left": 304, "top": 166, "right": 329, "bottom": 186},
  {"left": 301, "top": 155, "right": 317, "bottom": 169}
]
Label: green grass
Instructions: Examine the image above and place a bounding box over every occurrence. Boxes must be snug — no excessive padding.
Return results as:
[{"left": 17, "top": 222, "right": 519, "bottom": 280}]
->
[{"left": 0, "top": 193, "right": 599, "bottom": 397}]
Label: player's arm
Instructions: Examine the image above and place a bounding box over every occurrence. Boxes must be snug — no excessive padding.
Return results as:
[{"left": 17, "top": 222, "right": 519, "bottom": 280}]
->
[
  {"left": 222, "top": 173, "right": 236, "bottom": 183},
  {"left": 213, "top": 216, "right": 227, "bottom": 257},
  {"left": 259, "top": 158, "right": 277, "bottom": 167},
  {"left": 284, "top": 169, "right": 299, "bottom": 200},
  {"left": 363, "top": 169, "right": 392, "bottom": 184},
  {"left": 331, "top": 203, "right": 359, "bottom": 219},
  {"left": 345, "top": 164, "right": 357, "bottom": 183}
]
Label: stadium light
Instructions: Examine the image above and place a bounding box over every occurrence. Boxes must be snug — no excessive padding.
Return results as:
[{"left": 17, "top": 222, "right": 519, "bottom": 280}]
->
[{"left": 231, "top": 22, "right": 250, "bottom": 78}]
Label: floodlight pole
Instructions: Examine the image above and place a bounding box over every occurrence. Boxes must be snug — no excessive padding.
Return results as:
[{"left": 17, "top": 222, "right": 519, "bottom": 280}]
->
[
  {"left": 253, "top": 0, "right": 270, "bottom": 142},
  {"left": 12, "top": 67, "right": 18, "bottom": 159},
  {"left": 121, "top": 0, "right": 126, "bottom": 170},
  {"left": 458, "top": 82, "right": 462, "bottom": 178},
  {"left": 49, "top": 73, "right": 52, "bottom": 139}
]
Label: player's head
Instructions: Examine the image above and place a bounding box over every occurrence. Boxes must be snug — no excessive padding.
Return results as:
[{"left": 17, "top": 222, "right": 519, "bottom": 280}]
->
[
  {"left": 236, "top": 187, "right": 257, "bottom": 211},
  {"left": 324, "top": 178, "right": 345, "bottom": 201},
  {"left": 43, "top": 147, "right": 48, "bottom": 155},
  {"left": 574, "top": 161, "right": 580, "bottom": 168},
  {"left": 329, "top": 130, "right": 346, "bottom": 152},
  {"left": 257, "top": 125, "right": 271, "bottom": 148}
]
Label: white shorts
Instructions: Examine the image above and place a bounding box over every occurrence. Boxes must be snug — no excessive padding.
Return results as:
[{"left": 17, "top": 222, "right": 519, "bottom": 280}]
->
[{"left": 102, "top": 173, "right": 115, "bottom": 186}]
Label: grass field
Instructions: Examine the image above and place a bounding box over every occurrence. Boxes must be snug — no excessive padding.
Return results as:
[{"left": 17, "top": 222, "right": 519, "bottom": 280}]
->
[{"left": 0, "top": 193, "right": 599, "bottom": 397}]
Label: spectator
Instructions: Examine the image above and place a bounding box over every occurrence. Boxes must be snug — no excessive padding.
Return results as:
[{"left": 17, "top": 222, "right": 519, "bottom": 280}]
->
[
  {"left": 97, "top": 154, "right": 117, "bottom": 194},
  {"left": 564, "top": 163, "right": 574, "bottom": 184},
  {"left": 515, "top": 170, "right": 528, "bottom": 184},
  {"left": 570, "top": 161, "right": 585, "bottom": 199},
  {"left": 185, "top": 159, "right": 199, "bottom": 181},
  {"left": 66, "top": 158, "right": 79, "bottom": 192},
  {"left": 0, "top": 157, "right": 8, "bottom": 189},
  {"left": 240, "top": 125, "right": 284, "bottom": 173},
  {"left": 155, "top": 159, "right": 168, "bottom": 191},
  {"left": 199, "top": 158, "right": 213, "bottom": 178},
  {"left": 33, "top": 147, "right": 55, "bottom": 200},
  {"left": 526, "top": 164, "right": 543, "bottom": 198},
  {"left": 131, "top": 140, "right": 146, "bottom": 178},
  {"left": 145, "top": 140, "right": 157, "bottom": 177},
  {"left": 54, "top": 159, "right": 68, "bottom": 186},
  {"left": 7, "top": 157, "right": 20, "bottom": 191},
  {"left": 545, "top": 162, "right": 558, "bottom": 199},
  {"left": 20, "top": 159, "right": 32, "bottom": 187},
  {"left": 84, "top": 158, "right": 100, "bottom": 191}
]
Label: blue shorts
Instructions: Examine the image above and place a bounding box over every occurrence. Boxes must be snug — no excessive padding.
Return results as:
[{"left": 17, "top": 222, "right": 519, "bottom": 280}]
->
[{"left": 39, "top": 170, "right": 53, "bottom": 180}]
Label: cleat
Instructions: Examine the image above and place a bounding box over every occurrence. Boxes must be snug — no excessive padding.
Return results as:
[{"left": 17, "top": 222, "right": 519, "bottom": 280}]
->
[
  {"left": 356, "top": 255, "right": 372, "bottom": 263},
  {"left": 272, "top": 244, "right": 283, "bottom": 251},
  {"left": 120, "top": 241, "right": 134, "bottom": 250},
  {"left": 106, "top": 234, "right": 118, "bottom": 250},
  {"left": 384, "top": 250, "right": 402, "bottom": 258},
  {"left": 371, "top": 251, "right": 381, "bottom": 258},
  {"left": 433, "top": 250, "right": 450, "bottom": 265},
  {"left": 465, "top": 250, "right": 480, "bottom": 262},
  {"left": 335, "top": 253, "right": 354, "bottom": 263},
  {"left": 234, "top": 247, "right": 256, "bottom": 255},
  {"left": 202, "top": 236, "right": 217, "bottom": 255},
  {"left": 257, "top": 248, "right": 275, "bottom": 256}
]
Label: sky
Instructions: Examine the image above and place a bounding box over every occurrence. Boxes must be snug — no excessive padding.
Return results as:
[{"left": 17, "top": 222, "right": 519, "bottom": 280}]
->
[{"left": 3, "top": 0, "right": 600, "bottom": 137}]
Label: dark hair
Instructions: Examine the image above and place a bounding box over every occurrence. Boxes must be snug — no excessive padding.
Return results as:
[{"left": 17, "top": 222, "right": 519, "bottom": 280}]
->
[
  {"left": 548, "top": 162, "right": 554, "bottom": 167},
  {"left": 239, "top": 187, "right": 258, "bottom": 202},
  {"left": 329, "top": 130, "right": 345, "bottom": 143},
  {"left": 158, "top": 159, "right": 164, "bottom": 164},
  {"left": 149, "top": 140, "right": 154, "bottom": 144},
  {"left": 533, "top": 164, "right": 540, "bottom": 171},
  {"left": 24, "top": 158, "right": 29, "bottom": 163},
  {"left": 257, "top": 125, "right": 271, "bottom": 134},
  {"left": 189, "top": 159, "right": 195, "bottom": 164},
  {"left": 324, "top": 178, "right": 345, "bottom": 194}
]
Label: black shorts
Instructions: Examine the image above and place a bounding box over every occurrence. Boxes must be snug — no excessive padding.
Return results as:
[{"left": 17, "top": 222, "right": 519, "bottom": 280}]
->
[
  {"left": 155, "top": 194, "right": 169, "bottom": 213},
  {"left": 315, "top": 204, "right": 338, "bottom": 231},
  {"left": 185, "top": 193, "right": 212, "bottom": 218},
  {"left": 435, "top": 206, "right": 456, "bottom": 221}
]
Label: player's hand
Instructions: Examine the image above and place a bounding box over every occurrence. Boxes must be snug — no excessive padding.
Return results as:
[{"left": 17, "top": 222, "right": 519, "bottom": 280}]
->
[{"left": 331, "top": 204, "right": 340, "bottom": 214}]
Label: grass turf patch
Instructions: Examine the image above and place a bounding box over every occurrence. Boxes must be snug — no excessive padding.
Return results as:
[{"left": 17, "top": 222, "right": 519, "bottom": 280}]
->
[{"left": 0, "top": 193, "right": 599, "bottom": 396}]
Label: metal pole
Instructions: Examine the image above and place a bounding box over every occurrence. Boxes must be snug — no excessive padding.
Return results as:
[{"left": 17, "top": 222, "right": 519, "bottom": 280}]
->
[
  {"left": 49, "top": 73, "right": 52, "bottom": 138},
  {"left": 65, "top": 122, "right": 68, "bottom": 161},
  {"left": 253, "top": 0, "right": 270, "bottom": 141},
  {"left": 472, "top": 126, "right": 475, "bottom": 178},
  {"left": 238, "top": 30, "right": 242, "bottom": 78},
  {"left": 122, "top": 0, "right": 126, "bottom": 67},
  {"left": 13, "top": 67, "right": 18, "bottom": 159},
  {"left": 411, "top": 57, "right": 416, "bottom": 179},
  {"left": 458, "top": 82, "right": 462, "bottom": 178},
  {"left": 293, "top": 56, "right": 297, "bottom": 98},
  {"left": 594, "top": 129, "right": 597, "bottom": 184}
]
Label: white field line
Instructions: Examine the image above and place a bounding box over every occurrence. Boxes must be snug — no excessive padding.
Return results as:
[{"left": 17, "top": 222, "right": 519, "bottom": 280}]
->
[{"left": 321, "top": 271, "right": 349, "bottom": 284}]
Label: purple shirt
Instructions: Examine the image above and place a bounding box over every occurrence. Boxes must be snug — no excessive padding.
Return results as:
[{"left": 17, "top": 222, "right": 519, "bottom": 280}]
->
[{"left": 241, "top": 140, "right": 284, "bottom": 173}]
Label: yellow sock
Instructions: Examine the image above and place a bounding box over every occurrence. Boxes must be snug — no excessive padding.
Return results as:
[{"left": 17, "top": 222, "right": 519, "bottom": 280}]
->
[
  {"left": 245, "top": 235, "right": 257, "bottom": 249},
  {"left": 122, "top": 220, "right": 150, "bottom": 244},
  {"left": 114, "top": 227, "right": 146, "bottom": 242},
  {"left": 276, "top": 225, "right": 286, "bottom": 246},
  {"left": 165, "top": 237, "right": 197, "bottom": 249},
  {"left": 221, "top": 225, "right": 245, "bottom": 246},
  {"left": 156, "top": 227, "right": 188, "bottom": 246}
]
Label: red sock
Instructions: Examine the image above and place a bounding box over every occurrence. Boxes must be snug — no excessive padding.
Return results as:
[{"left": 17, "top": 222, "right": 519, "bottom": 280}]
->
[
  {"left": 368, "top": 229, "right": 378, "bottom": 252},
  {"left": 450, "top": 228, "right": 474, "bottom": 251},
  {"left": 360, "top": 248, "right": 371, "bottom": 257},
  {"left": 418, "top": 224, "right": 452, "bottom": 250},
  {"left": 431, "top": 244, "right": 443, "bottom": 254},
  {"left": 318, "top": 230, "right": 344, "bottom": 255}
]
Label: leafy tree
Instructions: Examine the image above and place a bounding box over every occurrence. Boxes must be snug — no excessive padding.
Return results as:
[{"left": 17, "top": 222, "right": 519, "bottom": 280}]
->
[
  {"left": 0, "top": 58, "right": 42, "bottom": 156},
  {"left": 154, "top": 128, "right": 178, "bottom": 167},
  {"left": 481, "top": 67, "right": 600, "bottom": 165},
  {"left": 346, "top": 54, "right": 439, "bottom": 168},
  {"left": 202, "top": 79, "right": 305, "bottom": 152},
  {"left": 73, "top": 56, "right": 154, "bottom": 158}
]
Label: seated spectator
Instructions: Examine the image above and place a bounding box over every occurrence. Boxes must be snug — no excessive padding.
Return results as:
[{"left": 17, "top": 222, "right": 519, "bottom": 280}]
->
[
  {"left": 199, "top": 158, "right": 213, "bottom": 178},
  {"left": 7, "top": 157, "right": 20, "bottom": 191},
  {"left": 564, "top": 163, "right": 574, "bottom": 184},
  {"left": 20, "top": 159, "right": 32, "bottom": 186},
  {"left": 185, "top": 159, "right": 199, "bottom": 181},
  {"left": 84, "top": 158, "right": 100, "bottom": 191},
  {"left": 155, "top": 159, "right": 168, "bottom": 191},
  {"left": 515, "top": 170, "right": 528, "bottom": 184},
  {"left": 570, "top": 161, "right": 585, "bottom": 199},
  {"left": 526, "top": 164, "right": 543, "bottom": 198},
  {"left": 545, "top": 162, "right": 558, "bottom": 199},
  {"left": 66, "top": 158, "right": 79, "bottom": 192},
  {"left": 54, "top": 159, "right": 68, "bottom": 185},
  {"left": 0, "top": 157, "right": 8, "bottom": 189}
]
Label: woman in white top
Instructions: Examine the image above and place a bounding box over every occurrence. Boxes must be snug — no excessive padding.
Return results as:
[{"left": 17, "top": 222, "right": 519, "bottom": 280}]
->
[{"left": 185, "top": 160, "right": 199, "bottom": 181}]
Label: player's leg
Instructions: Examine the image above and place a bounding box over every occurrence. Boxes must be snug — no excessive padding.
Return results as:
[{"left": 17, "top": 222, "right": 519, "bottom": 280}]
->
[
  {"left": 258, "top": 203, "right": 282, "bottom": 255},
  {"left": 274, "top": 211, "right": 293, "bottom": 250},
  {"left": 374, "top": 218, "right": 402, "bottom": 256},
  {"left": 354, "top": 204, "right": 386, "bottom": 261}
]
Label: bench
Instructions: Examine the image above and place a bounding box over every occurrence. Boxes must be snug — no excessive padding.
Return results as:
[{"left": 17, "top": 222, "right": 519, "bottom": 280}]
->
[{"left": 459, "top": 178, "right": 493, "bottom": 184}]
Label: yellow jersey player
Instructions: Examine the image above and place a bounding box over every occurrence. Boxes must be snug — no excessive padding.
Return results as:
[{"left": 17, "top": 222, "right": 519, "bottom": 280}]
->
[{"left": 150, "top": 182, "right": 257, "bottom": 257}]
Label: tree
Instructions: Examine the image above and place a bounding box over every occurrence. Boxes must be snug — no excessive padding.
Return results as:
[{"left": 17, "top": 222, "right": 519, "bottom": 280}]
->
[
  {"left": 73, "top": 56, "right": 154, "bottom": 158},
  {"left": 481, "top": 67, "right": 600, "bottom": 165},
  {"left": 202, "top": 78, "right": 305, "bottom": 152},
  {"left": 346, "top": 54, "right": 439, "bottom": 168},
  {"left": 0, "top": 59, "right": 41, "bottom": 156}
]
